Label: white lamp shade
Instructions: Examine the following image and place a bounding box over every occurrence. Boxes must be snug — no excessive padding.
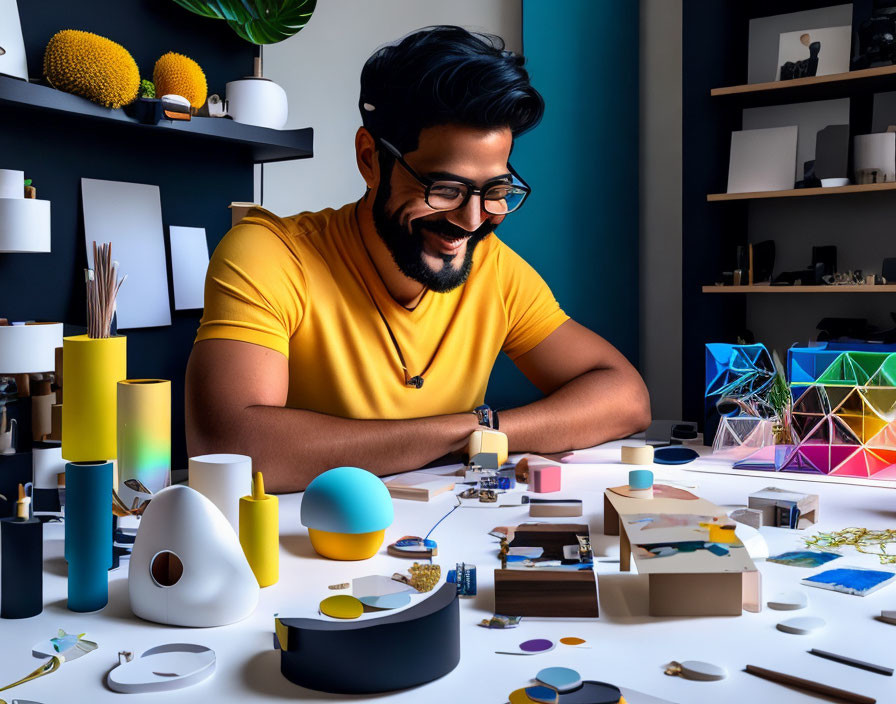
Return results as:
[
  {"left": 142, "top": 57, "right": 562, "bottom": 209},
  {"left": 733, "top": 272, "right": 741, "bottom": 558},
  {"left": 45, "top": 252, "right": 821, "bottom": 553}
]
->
[
  {"left": 0, "top": 198, "right": 51, "bottom": 252},
  {"left": 0, "top": 322, "right": 62, "bottom": 373}
]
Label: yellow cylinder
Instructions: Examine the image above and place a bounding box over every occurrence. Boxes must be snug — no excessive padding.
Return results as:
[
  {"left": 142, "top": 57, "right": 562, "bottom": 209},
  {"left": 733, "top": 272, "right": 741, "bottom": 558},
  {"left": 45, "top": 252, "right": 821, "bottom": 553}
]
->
[
  {"left": 239, "top": 472, "right": 279, "bottom": 587},
  {"left": 62, "top": 335, "right": 127, "bottom": 462},
  {"left": 117, "top": 379, "right": 171, "bottom": 498}
]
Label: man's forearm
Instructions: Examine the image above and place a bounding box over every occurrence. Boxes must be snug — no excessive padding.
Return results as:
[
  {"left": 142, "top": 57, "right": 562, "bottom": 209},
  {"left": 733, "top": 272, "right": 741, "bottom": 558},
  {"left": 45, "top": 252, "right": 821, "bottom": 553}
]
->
[
  {"left": 499, "top": 367, "right": 651, "bottom": 453},
  {"left": 188, "top": 405, "right": 480, "bottom": 493}
]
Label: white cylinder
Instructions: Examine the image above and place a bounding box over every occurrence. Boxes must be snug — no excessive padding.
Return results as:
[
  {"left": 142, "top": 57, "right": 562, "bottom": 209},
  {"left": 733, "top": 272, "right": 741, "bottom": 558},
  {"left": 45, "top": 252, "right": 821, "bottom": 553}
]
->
[
  {"left": 225, "top": 78, "right": 288, "bottom": 129},
  {"left": 0, "top": 198, "right": 51, "bottom": 253},
  {"left": 188, "top": 453, "right": 252, "bottom": 533},
  {"left": 33, "top": 444, "right": 65, "bottom": 490},
  {"left": 0, "top": 322, "right": 62, "bottom": 374},
  {"left": 0, "top": 169, "right": 24, "bottom": 199}
]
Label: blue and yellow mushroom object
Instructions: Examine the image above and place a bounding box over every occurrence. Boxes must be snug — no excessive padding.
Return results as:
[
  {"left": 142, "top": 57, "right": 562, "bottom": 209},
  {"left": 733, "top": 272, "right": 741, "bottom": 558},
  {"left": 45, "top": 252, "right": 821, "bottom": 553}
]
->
[{"left": 300, "top": 467, "right": 394, "bottom": 560}]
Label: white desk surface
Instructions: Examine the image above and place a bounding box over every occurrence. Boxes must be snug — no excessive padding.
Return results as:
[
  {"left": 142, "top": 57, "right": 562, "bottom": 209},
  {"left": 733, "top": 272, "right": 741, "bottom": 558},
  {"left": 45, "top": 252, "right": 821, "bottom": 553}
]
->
[{"left": 2, "top": 439, "right": 895, "bottom": 704}]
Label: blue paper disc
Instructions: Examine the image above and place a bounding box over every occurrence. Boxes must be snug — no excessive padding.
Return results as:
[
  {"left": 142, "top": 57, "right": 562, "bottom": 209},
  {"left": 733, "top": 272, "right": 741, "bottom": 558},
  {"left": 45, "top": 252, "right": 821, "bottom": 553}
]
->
[
  {"left": 358, "top": 592, "right": 412, "bottom": 610},
  {"left": 653, "top": 446, "right": 700, "bottom": 465},
  {"left": 536, "top": 666, "right": 582, "bottom": 692}
]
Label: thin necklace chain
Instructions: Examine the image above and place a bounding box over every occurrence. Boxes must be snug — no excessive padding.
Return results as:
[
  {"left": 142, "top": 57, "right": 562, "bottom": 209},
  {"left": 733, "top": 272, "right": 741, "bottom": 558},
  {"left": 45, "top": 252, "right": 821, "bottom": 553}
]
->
[{"left": 353, "top": 202, "right": 441, "bottom": 389}]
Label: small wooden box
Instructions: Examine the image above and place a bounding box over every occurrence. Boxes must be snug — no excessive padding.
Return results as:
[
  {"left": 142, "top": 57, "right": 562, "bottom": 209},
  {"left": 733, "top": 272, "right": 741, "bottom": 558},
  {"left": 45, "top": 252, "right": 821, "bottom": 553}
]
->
[{"left": 493, "top": 523, "right": 598, "bottom": 618}]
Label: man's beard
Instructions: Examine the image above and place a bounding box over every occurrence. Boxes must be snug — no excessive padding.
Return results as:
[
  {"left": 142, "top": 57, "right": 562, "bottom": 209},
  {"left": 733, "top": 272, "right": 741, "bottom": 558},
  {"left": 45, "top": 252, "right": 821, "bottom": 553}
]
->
[{"left": 371, "top": 181, "right": 494, "bottom": 293}]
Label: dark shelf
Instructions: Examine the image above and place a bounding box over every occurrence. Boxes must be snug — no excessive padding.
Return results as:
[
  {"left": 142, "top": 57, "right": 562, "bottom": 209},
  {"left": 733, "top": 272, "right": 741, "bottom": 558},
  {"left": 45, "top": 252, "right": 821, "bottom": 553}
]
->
[
  {"left": 0, "top": 75, "right": 313, "bottom": 164},
  {"left": 710, "top": 64, "right": 896, "bottom": 108}
]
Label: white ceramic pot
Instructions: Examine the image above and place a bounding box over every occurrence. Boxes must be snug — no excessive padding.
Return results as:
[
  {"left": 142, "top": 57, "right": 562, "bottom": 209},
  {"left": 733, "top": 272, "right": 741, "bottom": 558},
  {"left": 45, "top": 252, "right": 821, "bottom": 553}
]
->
[{"left": 225, "top": 77, "right": 288, "bottom": 129}]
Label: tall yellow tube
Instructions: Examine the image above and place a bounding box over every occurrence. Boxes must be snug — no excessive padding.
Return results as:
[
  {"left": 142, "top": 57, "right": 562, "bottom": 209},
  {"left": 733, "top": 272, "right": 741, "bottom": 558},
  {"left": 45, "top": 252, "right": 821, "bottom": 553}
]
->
[{"left": 61, "top": 335, "right": 127, "bottom": 462}]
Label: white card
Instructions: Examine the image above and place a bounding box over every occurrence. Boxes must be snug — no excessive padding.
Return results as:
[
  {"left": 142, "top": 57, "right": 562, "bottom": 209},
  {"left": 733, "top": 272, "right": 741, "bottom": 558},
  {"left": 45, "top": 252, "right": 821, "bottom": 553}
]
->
[
  {"left": 169, "top": 225, "right": 210, "bottom": 310},
  {"left": 81, "top": 178, "right": 171, "bottom": 329}
]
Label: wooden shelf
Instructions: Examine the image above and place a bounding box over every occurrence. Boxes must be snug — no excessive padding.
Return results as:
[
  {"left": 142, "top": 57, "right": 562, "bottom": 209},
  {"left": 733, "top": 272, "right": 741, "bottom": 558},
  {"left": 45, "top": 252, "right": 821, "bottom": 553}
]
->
[
  {"left": 710, "top": 64, "right": 896, "bottom": 106},
  {"left": 0, "top": 76, "right": 313, "bottom": 164},
  {"left": 703, "top": 285, "right": 896, "bottom": 294},
  {"left": 707, "top": 182, "right": 896, "bottom": 201}
]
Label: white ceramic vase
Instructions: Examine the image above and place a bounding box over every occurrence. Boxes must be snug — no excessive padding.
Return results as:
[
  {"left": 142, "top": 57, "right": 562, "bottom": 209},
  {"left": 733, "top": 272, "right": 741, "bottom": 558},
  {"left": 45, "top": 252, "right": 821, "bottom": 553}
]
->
[{"left": 128, "top": 485, "right": 259, "bottom": 627}]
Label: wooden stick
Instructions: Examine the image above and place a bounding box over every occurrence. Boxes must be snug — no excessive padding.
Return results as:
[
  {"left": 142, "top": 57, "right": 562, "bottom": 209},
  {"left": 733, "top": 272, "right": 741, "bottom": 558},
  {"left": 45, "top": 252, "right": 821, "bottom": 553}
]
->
[{"left": 745, "top": 664, "right": 876, "bottom": 703}]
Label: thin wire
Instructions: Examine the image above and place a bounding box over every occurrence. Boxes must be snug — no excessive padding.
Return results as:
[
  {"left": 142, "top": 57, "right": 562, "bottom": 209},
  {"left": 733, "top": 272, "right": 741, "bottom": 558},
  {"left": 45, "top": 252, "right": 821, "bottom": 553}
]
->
[{"left": 424, "top": 500, "right": 461, "bottom": 540}]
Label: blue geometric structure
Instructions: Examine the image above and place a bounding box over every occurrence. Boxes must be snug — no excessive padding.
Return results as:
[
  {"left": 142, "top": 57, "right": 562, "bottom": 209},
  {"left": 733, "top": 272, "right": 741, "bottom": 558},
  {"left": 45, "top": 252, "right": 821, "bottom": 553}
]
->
[{"left": 705, "top": 343, "right": 775, "bottom": 445}]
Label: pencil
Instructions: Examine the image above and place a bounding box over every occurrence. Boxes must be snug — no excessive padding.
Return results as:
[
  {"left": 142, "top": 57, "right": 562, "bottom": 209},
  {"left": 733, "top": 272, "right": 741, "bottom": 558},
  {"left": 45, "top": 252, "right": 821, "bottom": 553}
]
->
[
  {"left": 745, "top": 664, "right": 876, "bottom": 704},
  {"left": 809, "top": 648, "right": 893, "bottom": 677}
]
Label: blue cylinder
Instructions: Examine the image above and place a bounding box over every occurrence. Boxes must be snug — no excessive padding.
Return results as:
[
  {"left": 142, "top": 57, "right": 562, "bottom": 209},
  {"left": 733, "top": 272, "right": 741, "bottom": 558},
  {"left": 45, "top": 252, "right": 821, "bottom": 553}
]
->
[{"left": 65, "top": 461, "right": 112, "bottom": 612}]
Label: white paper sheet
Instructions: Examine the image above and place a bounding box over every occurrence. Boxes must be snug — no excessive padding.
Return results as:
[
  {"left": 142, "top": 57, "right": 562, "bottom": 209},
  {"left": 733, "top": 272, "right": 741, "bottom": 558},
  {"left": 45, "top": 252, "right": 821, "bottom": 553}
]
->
[
  {"left": 727, "top": 126, "right": 798, "bottom": 193},
  {"left": 169, "top": 225, "right": 210, "bottom": 310},
  {"left": 81, "top": 178, "right": 171, "bottom": 329}
]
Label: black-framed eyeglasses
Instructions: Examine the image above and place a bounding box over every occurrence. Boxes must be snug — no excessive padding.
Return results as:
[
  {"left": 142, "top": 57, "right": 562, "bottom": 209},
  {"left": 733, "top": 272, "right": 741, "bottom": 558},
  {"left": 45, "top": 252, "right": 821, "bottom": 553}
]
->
[{"left": 379, "top": 138, "right": 531, "bottom": 215}]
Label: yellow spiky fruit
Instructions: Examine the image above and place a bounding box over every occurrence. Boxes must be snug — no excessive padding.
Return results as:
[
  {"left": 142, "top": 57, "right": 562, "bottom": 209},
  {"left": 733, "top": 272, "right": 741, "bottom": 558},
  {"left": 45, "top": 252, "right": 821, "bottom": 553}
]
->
[
  {"left": 43, "top": 29, "right": 139, "bottom": 109},
  {"left": 153, "top": 52, "right": 207, "bottom": 109}
]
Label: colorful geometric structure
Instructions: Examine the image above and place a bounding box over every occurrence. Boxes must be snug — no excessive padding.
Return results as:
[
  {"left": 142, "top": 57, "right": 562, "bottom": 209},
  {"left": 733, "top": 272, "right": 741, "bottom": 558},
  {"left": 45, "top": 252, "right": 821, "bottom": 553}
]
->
[
  {"left": 780, "top": 352, "right": 896, "bottom": 478},
  {"left": 705, "top": 343, "right": 776, "bottom": 445}
]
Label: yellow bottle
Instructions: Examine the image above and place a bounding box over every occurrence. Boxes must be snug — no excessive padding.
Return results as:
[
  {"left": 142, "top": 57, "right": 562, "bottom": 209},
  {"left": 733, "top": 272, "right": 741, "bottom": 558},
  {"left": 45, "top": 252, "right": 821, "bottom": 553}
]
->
[{"left": 239, "top": 471, "right": 279, "bottom": 587}]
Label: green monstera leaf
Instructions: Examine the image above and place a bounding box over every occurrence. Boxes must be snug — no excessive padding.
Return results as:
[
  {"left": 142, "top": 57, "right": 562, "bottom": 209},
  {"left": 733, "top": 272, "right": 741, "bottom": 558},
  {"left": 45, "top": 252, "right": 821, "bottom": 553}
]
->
[{"left": 171, "top": 0, "right": 316, "bottom": 45}]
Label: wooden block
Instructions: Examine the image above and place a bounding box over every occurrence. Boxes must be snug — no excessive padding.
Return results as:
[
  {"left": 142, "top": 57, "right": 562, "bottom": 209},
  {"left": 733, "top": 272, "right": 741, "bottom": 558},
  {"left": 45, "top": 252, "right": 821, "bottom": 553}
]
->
[
  {"left": 494, "top": 569, "right": 598, "bottom": 618},
  {"left": 648, "top": 573, "right": 743, "bottom": 616},
  {"left": 385, "top": 473, "right": 455, "bottom": 501},
  {"left": 528, "top": 499, "right": 583, "bottom": 518},
  {"left": 49, "top": 403, "right": 62, "bottom": 442}
]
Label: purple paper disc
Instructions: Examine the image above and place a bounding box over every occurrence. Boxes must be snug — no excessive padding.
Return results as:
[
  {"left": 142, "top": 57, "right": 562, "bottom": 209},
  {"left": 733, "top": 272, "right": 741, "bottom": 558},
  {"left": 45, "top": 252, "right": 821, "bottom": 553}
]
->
[{"left": 519, "top": 638, "right": 554, "bottom": 653}]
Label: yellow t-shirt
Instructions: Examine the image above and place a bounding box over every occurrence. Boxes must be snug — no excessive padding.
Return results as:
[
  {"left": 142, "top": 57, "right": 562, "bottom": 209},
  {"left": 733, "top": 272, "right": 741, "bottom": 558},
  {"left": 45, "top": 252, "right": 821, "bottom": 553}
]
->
[{"left": 195, "top": 202, "right": 569, "bottom": 419}]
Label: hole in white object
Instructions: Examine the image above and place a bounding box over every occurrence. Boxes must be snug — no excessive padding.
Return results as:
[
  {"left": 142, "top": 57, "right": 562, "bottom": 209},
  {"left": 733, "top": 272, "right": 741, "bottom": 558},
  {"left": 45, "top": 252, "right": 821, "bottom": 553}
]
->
[{"left": 150, "top": 551, "right": 183, "bottom": 587}]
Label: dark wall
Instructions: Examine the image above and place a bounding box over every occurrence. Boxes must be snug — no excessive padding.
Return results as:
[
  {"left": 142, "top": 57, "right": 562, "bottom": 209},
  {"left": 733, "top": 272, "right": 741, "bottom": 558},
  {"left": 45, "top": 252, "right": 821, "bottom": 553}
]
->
[{"left": 2, "top": 1, "right": 257, "bottom": 469}]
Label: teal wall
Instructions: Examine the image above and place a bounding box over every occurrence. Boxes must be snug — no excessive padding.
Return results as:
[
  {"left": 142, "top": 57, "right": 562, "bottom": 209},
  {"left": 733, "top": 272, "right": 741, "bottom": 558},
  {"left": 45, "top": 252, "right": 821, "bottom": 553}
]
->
[{"left": 486, "top": 0, "right": 640, "bottom": 408}]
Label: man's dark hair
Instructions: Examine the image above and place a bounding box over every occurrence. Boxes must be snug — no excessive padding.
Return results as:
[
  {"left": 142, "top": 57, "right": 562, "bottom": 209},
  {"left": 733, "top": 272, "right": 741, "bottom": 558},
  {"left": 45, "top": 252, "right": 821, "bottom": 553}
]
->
[{"left": 359, "top": 25, "right": 544, "bottom": 155}]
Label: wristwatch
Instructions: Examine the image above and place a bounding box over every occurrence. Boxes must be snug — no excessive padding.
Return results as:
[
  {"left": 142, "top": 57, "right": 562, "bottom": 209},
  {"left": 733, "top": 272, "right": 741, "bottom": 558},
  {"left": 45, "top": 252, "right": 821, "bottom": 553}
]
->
[{"left": 473, "top": 404, "right": 499, "bottom": 430}]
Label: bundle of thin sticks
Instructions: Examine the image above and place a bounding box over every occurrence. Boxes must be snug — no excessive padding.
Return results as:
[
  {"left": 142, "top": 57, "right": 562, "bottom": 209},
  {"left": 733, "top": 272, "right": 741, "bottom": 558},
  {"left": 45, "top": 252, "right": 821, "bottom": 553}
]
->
[{"left": 85, "top": 241, "right": 127, "bottom": 338}]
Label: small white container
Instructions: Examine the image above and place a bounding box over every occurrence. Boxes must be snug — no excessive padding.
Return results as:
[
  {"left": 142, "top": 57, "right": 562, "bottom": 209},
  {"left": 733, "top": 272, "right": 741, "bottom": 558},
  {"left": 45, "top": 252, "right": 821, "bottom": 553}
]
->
[
  {"left": 0, "top": 197, "right": 51, "bottom": 252},
  {"left": 225, "top": 77, "right": 288, "bottom": 129},
  {"left": 0, "top": 169, "right": 24, "bottom": 198},
  {"left": 820, "top": 177, "right": 849, "bottom": 187},
  {"left": 188, "top": 453, "right": 252, "bottom": 533}
]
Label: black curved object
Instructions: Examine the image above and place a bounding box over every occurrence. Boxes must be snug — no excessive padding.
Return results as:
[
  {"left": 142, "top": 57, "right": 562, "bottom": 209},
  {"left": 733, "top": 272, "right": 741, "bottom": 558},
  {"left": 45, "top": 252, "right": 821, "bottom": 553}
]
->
[{"left": 276, "top": 582, "right": 459, "bottom": 693}]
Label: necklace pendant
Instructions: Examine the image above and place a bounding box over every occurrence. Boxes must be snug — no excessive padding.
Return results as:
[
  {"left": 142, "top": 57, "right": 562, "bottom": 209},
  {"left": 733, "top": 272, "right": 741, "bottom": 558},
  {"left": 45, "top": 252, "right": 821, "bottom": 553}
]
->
[{"left": 407, "top": 375, "right": 424, "bottom": 389}]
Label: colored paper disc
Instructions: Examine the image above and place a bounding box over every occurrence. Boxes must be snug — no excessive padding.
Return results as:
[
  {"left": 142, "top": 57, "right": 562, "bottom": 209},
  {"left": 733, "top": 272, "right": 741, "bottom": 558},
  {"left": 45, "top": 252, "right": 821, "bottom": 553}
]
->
[
  {"left": 560, "top": 637, "right": 587, "bottom": 646},
  {"left": 525, "top": 685, "right": 559, "bottom": 703},
  {"left": 319, "top": 595, "right": 363, "bottom": 619},
  {"left": 508, "top": 689, "right": 540, "bottom": 704},
  {"left": 358, "top": 593, "right": 412, "bottom": 610},
  {"left": 653, "top": 446, "right": 699, "bottom": 465},
  {"left": 536, "top": 667, "right": 582, "bottom": 692},
  {"left": 520, "top": 638, "right": 555, "bottom": 653}
]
